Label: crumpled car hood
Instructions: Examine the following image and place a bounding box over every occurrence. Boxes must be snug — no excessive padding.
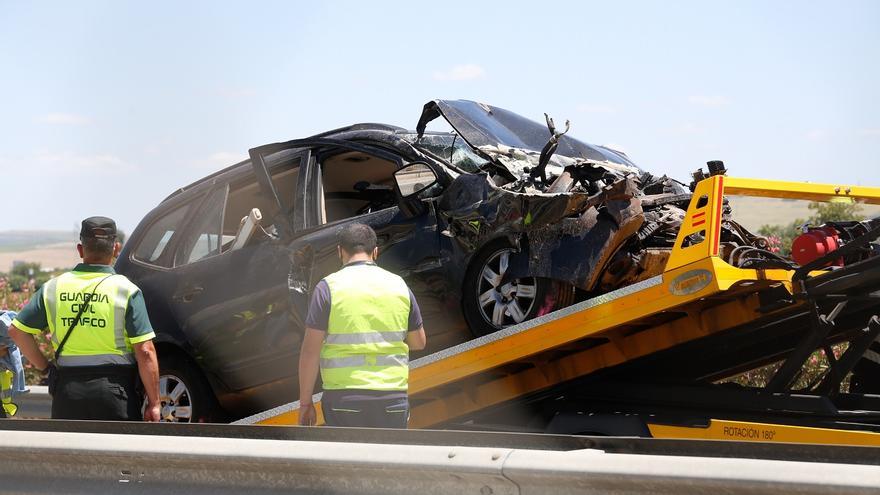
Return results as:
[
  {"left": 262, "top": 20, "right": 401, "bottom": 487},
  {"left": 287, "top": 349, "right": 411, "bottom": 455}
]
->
[{"left": 416, "top": 99, "right": 642, "bottom": 180}]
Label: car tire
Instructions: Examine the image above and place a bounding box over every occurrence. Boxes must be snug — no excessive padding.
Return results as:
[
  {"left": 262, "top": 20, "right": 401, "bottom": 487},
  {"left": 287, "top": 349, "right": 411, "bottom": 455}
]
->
[
  {"left": 153, "top": 353, "right": 225, "bottom": 423},
  {"left": 462, "top": 240, "right": 551, "bottom": 337}
]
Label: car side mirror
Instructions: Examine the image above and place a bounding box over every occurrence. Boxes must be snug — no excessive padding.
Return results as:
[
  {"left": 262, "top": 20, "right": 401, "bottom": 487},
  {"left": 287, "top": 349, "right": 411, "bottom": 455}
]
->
[{"left": 394, "top": 163, "right": 438, "bottom": 198}]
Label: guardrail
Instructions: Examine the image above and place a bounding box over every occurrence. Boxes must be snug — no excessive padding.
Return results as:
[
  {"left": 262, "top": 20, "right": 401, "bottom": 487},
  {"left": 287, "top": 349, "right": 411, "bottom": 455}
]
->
[
  {"left": 1, "top": 424, "right": 879, "bottom": 494},
  {"left": 12, "top": 386, "right": 50, "bottom": 419}
]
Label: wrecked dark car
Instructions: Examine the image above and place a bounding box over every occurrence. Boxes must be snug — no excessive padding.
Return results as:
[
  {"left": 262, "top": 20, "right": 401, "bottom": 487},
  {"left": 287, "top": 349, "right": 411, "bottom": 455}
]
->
[{"left": 116, "top": 100, "right": 758, "bottom": 422}]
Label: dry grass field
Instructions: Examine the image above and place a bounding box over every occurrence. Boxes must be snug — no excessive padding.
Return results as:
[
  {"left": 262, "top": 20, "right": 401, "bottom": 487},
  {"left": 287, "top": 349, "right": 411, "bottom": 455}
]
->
[
  {"left": 0, "top": 242, "right": 79, "bottom": 273},
  {"left": 726, "top": 196, "right": 880, "bottom": 231}
]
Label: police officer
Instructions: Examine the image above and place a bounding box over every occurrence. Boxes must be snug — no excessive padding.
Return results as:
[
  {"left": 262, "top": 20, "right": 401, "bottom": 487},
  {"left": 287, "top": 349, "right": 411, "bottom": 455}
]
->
[
  {"left": 298, "top": 223, "right": 426, "bottom": 428},
  {"left": 9, "top": 216, "right": 161, "bottom": 421}
]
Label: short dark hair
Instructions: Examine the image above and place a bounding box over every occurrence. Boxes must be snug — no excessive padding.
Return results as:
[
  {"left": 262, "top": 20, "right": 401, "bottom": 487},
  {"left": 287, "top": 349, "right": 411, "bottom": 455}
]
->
[
  {"left": 337, "top": 223, "right": 377, "bottom": 255},
  {"left": 81, "top": 236, "right": 116, "bottom": 258}
]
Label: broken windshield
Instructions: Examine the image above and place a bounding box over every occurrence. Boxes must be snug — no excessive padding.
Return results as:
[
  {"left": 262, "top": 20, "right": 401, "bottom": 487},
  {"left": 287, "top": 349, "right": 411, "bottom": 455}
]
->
[
  {"left": 403, "top": 132, "right": 490, "bottom": 174},
  {"left": 425, "top": 100, "right": 640, "bottom": 162}
]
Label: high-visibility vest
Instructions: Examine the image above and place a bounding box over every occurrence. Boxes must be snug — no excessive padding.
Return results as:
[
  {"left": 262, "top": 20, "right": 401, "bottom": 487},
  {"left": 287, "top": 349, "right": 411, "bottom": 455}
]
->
[
  {"left": 1, "top": 369, "right": 17, "bottom": 417},
  {"left": 42, "top": 272, "right": 140, "bottom": 367},
  {"left": 320, "top": 263, "right": 411, "bottom": 391}
]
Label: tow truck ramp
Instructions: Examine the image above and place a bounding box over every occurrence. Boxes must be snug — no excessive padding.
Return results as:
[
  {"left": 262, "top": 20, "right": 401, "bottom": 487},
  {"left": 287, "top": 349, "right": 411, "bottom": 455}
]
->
[{"left": 238, "top": 176, "right": 880, "bottom": 448}]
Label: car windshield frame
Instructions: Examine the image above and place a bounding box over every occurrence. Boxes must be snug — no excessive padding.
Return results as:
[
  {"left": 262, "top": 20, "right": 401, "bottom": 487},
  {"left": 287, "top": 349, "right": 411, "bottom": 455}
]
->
[
  {"left": 402, "top": 131, "right": 489, "bottom": 174},
  {"left": 417, "top": 99, "right": 642, "bottom": 171}
]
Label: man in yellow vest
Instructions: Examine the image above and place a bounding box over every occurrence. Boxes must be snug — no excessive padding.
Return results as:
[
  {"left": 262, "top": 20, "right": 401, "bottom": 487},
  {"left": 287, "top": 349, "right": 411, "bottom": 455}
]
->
[
  {"left": 8, "top": 216, "right": 161, "bottom": 421},
  {"left": 298, "top": 223, "right": 426, "bottom": 428}
]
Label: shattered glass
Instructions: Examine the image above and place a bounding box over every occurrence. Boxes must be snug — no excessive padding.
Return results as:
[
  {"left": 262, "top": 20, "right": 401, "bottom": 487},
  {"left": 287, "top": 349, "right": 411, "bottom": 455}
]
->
[{"left": 403, "top": 133, "right": 489, "bottom": 174}]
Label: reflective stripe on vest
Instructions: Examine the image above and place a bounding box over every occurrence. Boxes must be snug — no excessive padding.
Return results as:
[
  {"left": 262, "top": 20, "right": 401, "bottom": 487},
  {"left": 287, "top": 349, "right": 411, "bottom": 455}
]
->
[
  {"left": 42, "top": 271, "right": 138, "bottom": 367},
  {"left": 324, "top": 331, "right": 407, "bottom": 346},
  {"left": 321, "top": 354, "right": 408, "bottom": 369},
  {"left": 57, "top": 354, "right": 137, "bottom": 366},
  {"left": 320, "top": 264, "right": 411, "bottom": 391}
]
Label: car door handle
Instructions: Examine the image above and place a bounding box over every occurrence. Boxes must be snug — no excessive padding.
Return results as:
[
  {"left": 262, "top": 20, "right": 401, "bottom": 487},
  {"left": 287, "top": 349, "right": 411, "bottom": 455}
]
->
[{"left": 173, "top": 286, "right": 204, "bottom": 303}]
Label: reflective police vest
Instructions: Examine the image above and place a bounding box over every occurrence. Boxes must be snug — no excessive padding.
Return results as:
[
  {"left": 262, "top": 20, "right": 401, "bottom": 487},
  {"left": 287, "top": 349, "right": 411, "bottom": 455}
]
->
[
  {"left": 42, "top": 272, "right": 139, "bottom": 367},
  {"left": 320, "top": 263, "right": 411, "bottom": 391},
  {"left": 1, "top": 369, "right": 17, "bottom": 417}
]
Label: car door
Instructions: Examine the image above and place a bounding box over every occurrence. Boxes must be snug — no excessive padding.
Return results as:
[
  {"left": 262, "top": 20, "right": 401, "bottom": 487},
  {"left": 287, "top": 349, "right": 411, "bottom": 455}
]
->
[
  {"left": 166, "top": 152, "right": 309, "bottom": 415},
  {"left": 250, "top": 139, "right": 451, "bottom": 356}
]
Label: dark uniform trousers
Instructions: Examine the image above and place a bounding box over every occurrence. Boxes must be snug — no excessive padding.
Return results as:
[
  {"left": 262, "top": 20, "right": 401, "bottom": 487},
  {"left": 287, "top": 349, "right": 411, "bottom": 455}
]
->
[
  {"left": 321, "top": 390, "right": 409, "bottom": 428},
  {"left": 52, "top": 365, "right": 141, "bottom": 420}
]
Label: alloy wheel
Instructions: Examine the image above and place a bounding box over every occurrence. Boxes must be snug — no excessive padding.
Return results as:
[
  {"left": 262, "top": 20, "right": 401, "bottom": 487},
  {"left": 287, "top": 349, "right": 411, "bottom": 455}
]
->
[
  {"left": 157, "top": 374, "right": 193, "bottom": 422},
  {"left": 476, "top": 248, "right": 540, "bottom": 328}
]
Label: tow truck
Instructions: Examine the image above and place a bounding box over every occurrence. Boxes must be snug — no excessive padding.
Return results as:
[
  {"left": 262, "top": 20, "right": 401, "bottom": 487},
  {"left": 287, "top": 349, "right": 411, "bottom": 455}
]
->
[{"left": 238, "top": 173, "right": 880, "bottom": 448}]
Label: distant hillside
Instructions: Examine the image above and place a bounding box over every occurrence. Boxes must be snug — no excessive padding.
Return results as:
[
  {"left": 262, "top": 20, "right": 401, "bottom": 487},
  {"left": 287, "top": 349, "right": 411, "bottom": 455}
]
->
[
  {"left": 0, "top": 230, "right": 76, "bottom": 252},
  {"left": 0, "top": 230, "right": 78, "bottom": 272},
  {"left": 727, "top": 197, "right": 880, "bottom": 232}
]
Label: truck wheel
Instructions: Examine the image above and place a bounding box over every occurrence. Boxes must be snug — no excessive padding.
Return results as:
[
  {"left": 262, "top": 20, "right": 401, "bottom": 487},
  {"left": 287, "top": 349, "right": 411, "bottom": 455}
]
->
[
  {"left": 462, "top": 241, "right": 550, "bottom": 337},
  {"left": 153, "top": 354, "right": 224, "bottom": 423}
]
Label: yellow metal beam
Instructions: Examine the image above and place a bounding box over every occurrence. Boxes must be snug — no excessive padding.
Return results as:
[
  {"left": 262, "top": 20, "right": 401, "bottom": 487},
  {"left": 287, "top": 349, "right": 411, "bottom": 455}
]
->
[
  {"left": 724, "top": 177, "right": 880, "bottom": 205},
  {"left": 648, "top": 419, "right": 880, "bottom": 447}
]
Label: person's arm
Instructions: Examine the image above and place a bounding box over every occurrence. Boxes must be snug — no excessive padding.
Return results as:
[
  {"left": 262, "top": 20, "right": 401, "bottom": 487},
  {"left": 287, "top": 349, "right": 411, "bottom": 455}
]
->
[
  {"left": 8, "top": 325, "right": 49, "bottom": 371},
  {"left": 122, "top": 287, "right": 160, "bottom": 421},
  {"left": 133, "top": 340, "right": 160, "bottom": 422},
  {"left": 8, "top": 287, "right": 49, "bottom": 370},
  {"left": 406, "top": 326, "right": 426, "bottom": 351},
  {"left": 298, "top": 279, "right": 331, "bottom": 426},
  {"left": 297, "top": 327, "right": 325, "bottom": 426},
  {"left": 405, "top": 288, "right": 426, "bottom": 351}
]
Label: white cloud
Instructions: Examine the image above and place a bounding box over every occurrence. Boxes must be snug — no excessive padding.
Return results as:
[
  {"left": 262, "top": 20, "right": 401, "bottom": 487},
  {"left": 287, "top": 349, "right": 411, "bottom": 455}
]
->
[
  {"left": 858, "top": 128, "right": 880, "bottom": 137},
  {"left": 33, "top": 151, "right": 135, "bottom": 173},
  {"left": 432, "top": 64, "right": 486, "bottom": 81},
  {"left": 38, "top": 113, "right": 91, "bottom": 125},
  {"left": 806, "top": 129, "right": 828, "bottom": 141},
  {"left": 688, "top": 95, "right": 731, "bottom": 108},
  {"left": 194, "top": 151, "right": 247, "bottom": 169},
  {"left": 576, "top": 104, "right": 617, "bottom": 114}
]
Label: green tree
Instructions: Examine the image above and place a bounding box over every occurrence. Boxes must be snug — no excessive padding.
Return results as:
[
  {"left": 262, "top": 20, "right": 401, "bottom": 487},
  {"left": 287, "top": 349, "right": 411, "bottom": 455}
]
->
[
  {"left": 8, "top": 262, "right": 50, "bottom": 291},
  {"left": 807, "top": 201, "right": 865, "bottom": 224}
]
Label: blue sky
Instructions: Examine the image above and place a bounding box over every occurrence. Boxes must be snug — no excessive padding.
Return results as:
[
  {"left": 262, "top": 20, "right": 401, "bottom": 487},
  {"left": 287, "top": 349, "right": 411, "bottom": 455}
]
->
[{"left": 1, "top": 0, "right": 877, "bottom": 233}]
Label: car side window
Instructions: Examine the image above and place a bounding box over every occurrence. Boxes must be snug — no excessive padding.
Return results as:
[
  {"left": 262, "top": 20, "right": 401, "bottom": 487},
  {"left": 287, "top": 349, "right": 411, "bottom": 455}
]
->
[
  {"left": 171, "top": 159, "right": 301, "bottom": 267},
  {"left": 131, "top": 202, "right": 193, "bottom": 267},
  {"left": 220, "top": 161, "right": 299, "bottom": 251},
  {"left": 175, "top": 186, "right": 228, "bottom": 266},
  {"left": 318, "top": 149, "right": 398, "bottom": 224}
]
